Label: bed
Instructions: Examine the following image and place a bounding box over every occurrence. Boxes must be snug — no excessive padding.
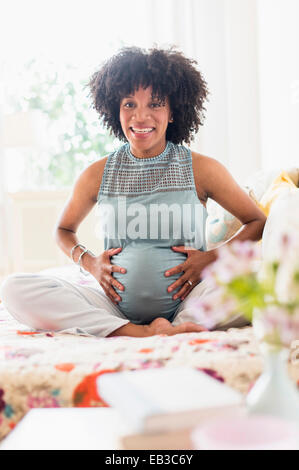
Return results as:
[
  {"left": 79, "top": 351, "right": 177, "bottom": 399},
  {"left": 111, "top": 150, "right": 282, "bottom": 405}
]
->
[{"left": 0, "top": 265, "right": 298, "bottom": 442}]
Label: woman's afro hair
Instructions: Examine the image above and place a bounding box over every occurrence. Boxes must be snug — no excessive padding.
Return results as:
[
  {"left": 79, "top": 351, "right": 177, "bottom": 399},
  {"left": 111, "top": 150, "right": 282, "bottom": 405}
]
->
[{"left": 88, "top": 46, "right": 209, "bottom": 145}]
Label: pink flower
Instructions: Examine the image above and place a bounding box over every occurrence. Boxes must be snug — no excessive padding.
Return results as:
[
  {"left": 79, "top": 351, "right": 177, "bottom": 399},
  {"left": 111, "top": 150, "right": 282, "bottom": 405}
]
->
[
  {"left": 202, "top": 241, "right": 261, "bottom": 285},
  {"left": 186, "top": 287, "right": 237, "bottom": 329},
  {"left": 257, "top": 305, "right": 299, "bottom": 347},
  {"left": 275, "top": 262, "right": 299, "bottom": 304},
  {"left": 276, "top": 232, "right": 299, "bottom": 262}
]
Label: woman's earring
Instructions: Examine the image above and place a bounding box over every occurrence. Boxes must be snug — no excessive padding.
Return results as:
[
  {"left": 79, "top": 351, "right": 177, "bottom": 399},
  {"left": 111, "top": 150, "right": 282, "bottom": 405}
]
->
[{"left": 169, "top": 117, "right": 174, "bottom": 123}]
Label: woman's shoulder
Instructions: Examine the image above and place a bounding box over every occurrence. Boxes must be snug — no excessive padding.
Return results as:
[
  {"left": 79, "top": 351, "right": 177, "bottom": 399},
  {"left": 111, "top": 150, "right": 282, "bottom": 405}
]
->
[
  {"left": 191, "top": 150, "right": 221, "bottom": 170},
  {"left": 81, "top": 156, "right": 109, "bottom": 203},
  {"left": 192, "top": 150, "right": 228, "bottom": 175},
  {"left": 191, "top": 150, "right": 229, "bottom": 198},
  {"left": 83, "top": 144, "right": 129, "bottom": 202}
]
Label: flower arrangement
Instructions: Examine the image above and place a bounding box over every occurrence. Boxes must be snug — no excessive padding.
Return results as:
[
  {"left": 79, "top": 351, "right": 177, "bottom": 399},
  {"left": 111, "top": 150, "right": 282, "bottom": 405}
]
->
[{"left": 188, "top": 234, "right": 299, "bottom": 348}]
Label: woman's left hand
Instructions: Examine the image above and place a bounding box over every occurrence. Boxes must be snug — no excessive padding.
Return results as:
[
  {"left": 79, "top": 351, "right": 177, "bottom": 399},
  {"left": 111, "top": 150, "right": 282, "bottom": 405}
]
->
[{"left": 165, "top": 246, "right": 216, "bottom": 301}]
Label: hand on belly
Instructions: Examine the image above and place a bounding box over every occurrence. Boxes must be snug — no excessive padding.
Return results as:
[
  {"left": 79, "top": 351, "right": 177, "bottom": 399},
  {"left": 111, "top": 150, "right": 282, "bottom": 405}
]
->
[{"left": 111, "top": 244, "right": 187, "bottom": 324}]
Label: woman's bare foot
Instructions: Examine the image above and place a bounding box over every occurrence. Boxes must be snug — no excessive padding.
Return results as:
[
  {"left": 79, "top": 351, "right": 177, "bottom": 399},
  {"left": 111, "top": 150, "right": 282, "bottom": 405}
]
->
[
  {"left": 145, "top": 317, "right": 207, "bottom": 336},
  {"left": 107, "top": 317, "right": 207, "bottom": 337}
]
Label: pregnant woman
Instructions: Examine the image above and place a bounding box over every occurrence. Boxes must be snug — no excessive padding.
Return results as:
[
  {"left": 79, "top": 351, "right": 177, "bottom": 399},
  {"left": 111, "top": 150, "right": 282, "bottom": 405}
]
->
[{"left": 0, "top": 47, "right": 266, "bottom": 337}]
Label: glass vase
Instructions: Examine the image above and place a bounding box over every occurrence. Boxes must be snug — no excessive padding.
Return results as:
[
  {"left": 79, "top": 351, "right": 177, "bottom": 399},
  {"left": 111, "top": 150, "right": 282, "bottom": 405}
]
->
[{"left": 247, "top": 316, "right": 299, "bottom": 422}]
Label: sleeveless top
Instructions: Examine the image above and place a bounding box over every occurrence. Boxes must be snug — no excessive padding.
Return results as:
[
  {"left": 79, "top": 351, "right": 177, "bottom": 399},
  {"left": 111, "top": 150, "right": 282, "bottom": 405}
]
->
[{"left": 96, "top": 141, "right": 207, "bottom": 324}]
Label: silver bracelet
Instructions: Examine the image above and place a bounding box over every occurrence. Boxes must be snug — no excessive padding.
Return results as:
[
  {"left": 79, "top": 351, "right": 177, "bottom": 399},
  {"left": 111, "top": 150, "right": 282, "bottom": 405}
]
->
[
  {"left": 70, "top": 243, "right": 86, "bottom": 262},
  {"left": 78, "top": 248, "right": 90, "bottom": 276},
  {"left": 71, "top": 243, "right": 95, "bottom": 276}
]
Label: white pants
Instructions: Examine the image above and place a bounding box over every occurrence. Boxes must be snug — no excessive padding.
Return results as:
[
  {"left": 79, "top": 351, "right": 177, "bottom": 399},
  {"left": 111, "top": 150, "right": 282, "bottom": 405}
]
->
[{"left": 0, "top": 272, "right": 249, "bottom": 337}]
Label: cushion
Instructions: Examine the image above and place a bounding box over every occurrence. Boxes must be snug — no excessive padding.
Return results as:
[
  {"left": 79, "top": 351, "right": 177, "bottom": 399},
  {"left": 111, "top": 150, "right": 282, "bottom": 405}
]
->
[
  {"left": 258, "top": 172, "right": 297, "bottom": 217},
  {"left": 262, "top": 188, "right": 299, "bottom": 261},
  {"left": 244, "top": 167, "right": 299, "bottom": 202},
  {"left": 286, "top": 167, "right": 299, "bottom": 187},
  {"left": 205, "top": 168, "right": 299, "bottom": 250}
]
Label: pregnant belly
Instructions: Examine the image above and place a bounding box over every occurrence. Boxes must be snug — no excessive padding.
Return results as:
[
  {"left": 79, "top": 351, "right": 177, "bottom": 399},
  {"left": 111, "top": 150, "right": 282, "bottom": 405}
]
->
[{"left": 111, "top": 244, "right": 186, "bottom": 324}]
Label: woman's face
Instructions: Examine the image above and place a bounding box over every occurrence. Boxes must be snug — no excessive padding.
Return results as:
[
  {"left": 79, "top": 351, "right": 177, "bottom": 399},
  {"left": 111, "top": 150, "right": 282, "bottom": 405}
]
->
[{"left": 119, "top": 86, "right": 172, "bottom": 158}]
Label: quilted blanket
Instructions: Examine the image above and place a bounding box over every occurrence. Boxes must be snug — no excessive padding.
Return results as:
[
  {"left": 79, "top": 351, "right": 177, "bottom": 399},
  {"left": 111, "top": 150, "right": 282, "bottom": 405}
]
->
[{"left": 0, "top": 265, "right": 298, "bottom": 442}]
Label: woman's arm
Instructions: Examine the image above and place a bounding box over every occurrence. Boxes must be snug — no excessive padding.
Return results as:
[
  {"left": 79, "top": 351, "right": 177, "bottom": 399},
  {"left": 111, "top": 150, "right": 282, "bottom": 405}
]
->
[
  {"left": 164, "top": 153, "right": 266, "bottom": 301},
  {"left": 192, "top": 152, "right": 266, "bottom": 259},
  {"left": 53, "top": 157, "right": 129, "bottom": 307},
  {"left": 53, "top": 158, "right": 107, "bottom": 271}
]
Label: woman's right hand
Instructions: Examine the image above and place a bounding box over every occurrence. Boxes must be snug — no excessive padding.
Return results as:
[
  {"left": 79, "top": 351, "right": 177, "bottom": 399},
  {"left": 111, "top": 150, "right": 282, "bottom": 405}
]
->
[{"left": 88, "top": 247, "right": 126, "bottom": 305}]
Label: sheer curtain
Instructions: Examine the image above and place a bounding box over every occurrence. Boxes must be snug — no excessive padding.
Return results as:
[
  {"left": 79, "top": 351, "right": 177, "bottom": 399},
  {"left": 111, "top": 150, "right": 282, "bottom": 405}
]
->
[
  {"left": 147, "top": 0, "right": 261, "bottom": 183},
  {"left": 147, "top": 0, "right": 299, "bottom": 177},
  {"left": 257, "top": 0, "right": 299, "bottom": 171}
]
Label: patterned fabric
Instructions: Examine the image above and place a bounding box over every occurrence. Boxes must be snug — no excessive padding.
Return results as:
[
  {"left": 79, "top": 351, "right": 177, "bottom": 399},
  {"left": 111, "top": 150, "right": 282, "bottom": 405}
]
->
[
  {"left": 98, "top": 142, "right": 194, "bottom": 197},
  {"left": 0, "top": 266, "right": 298, "bottom": 442}
]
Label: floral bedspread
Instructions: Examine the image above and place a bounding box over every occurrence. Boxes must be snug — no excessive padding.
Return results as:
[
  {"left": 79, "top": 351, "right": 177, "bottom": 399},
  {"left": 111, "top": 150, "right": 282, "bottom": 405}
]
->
[{"left": 0, "top": 265, "right": 298, "bottom": 442}]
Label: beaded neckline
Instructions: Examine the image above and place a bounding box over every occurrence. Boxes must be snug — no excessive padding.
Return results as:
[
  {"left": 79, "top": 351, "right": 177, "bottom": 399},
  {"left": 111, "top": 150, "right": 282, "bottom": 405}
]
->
[{"left": 125, "top": 141, "right": 171, "bottom": 162}]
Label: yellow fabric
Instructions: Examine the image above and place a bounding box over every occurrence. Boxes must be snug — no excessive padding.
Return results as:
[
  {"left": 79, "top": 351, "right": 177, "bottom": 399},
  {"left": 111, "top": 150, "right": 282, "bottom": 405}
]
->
[{"left": 258, "top": 171, "right": 297, "bottom": 216}]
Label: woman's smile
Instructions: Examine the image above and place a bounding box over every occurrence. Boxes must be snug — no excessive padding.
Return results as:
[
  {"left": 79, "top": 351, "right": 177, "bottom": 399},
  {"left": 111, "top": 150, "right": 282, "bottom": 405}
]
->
[
  {"left": 129, "top": 126, "right": 155, "bottom": 139},
  {"left": 119, "top": 86, "right": 172, "bottom": 158}
]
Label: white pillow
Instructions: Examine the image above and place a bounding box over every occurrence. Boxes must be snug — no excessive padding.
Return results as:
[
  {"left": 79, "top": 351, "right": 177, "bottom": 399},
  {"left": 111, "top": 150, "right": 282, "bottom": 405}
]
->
[
  {"left": 245, "top": 167, "right": 299, "bottom": 202},
  {"left": 262, "top": 189, "right": 299, "bottom": 261}
]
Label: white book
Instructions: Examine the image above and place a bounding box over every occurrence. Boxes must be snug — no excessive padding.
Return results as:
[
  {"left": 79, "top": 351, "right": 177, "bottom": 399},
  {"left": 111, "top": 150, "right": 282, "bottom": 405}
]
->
[{"left": 97, "top": 367, "right": 244, "bottom": 434}]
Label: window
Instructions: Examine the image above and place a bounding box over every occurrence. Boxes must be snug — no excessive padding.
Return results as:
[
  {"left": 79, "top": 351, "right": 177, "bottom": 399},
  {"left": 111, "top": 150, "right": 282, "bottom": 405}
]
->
[{"left": 1, "top": 0, "right": 153, "bottom": 191}]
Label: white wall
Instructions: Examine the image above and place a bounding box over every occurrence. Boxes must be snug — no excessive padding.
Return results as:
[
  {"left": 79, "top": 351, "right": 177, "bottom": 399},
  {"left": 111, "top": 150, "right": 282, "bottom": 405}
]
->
[{"left": 257, "top": 0, "right": 299, "bottom": 171}]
